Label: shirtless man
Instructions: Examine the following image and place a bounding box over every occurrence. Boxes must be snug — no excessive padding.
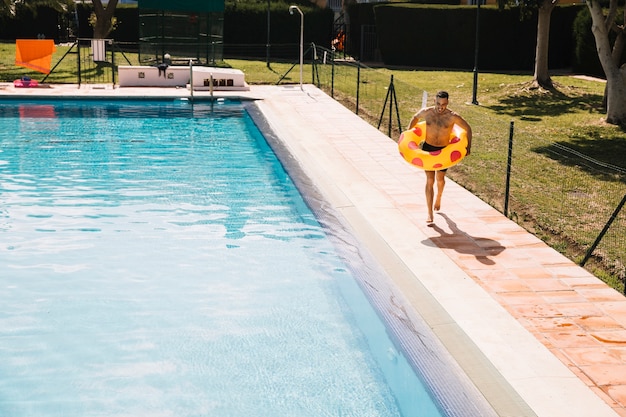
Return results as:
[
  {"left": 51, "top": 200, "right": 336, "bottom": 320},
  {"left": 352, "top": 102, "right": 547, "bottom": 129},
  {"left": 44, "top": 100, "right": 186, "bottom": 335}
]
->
[{"left": 407, "top": 91, "right": 472, "bottom": 223}]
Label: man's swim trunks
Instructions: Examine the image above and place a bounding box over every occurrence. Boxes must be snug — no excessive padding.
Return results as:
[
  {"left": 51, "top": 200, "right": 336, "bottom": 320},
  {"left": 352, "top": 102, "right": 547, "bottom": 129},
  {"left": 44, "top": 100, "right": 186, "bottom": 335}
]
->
[
  {"left": 421, "top": 141, "right": 446, "bottom": 152},
  {"left": 421, "top": 142, "right": 448, "bottom": 172}
]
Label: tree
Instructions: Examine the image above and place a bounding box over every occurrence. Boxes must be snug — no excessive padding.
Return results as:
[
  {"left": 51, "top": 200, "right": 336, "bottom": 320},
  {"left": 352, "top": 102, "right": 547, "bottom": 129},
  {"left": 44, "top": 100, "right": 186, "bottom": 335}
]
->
[
  {"left": 90, "top": 0, "right": 119, "bottom": 39},
  {"left": 497, "top": 0, "right": 559, "bottom": 90},
  {"left": 1, "top": 0, "right": 72, "bottom": 17},
  {"left": 532, "top": 0, "right": 558, "bottom": 89},
  {"left": 586, "top": 0, "right": 626, "bottom": 125},
  {"left": 0, "top": 0, "right": 13, "bottom": 17}
]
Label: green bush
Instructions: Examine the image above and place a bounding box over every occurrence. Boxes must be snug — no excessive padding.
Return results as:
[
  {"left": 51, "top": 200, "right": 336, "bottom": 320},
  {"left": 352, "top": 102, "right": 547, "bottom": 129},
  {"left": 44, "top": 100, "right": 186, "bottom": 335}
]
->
[
  {"left": 572, "top": 6, "right": 626, "bottom": 78},
  {"left": 572, "top": 8, "right": 602, "bottom": 77},
  {"left": 372, "top": 3, "right": 582, "bottom": 71},
  {"left": 223, "top": 2, "right": 334, "bottom": 57}
]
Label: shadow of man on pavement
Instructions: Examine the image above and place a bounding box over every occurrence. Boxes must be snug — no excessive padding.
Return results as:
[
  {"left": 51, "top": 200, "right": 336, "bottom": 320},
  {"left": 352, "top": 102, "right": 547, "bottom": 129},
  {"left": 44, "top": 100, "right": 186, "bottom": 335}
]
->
[{"left": 423, "top": 212, "right": 505, "bottom": 265}]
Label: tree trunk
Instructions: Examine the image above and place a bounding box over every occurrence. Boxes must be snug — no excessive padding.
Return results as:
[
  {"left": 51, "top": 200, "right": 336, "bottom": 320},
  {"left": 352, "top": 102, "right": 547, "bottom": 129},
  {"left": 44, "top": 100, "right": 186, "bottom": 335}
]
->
[
  {"left": 92, "top": 0, "right": 119, "bottom": 39},
  {"left": 532, "top": 0, "right": 557, "bottom": 89},
  {"left": 587, "top": 0, "right": 626, "bottom": 125},
  {"left": 604, "top": 66, "right": 626, "bottom": 125}
]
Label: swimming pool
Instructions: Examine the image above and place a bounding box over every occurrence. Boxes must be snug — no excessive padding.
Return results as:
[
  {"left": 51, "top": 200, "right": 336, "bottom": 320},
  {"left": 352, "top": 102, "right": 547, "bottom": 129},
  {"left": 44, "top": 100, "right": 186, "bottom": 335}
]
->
[{"left": 0, "top": 99, "right": 494, "bottom": 417}]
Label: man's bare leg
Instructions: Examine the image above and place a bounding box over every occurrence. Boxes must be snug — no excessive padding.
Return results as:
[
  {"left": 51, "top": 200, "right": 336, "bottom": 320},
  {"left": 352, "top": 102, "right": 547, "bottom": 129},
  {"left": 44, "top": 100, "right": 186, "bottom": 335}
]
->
[
  {"left": 434, "top": 170, "right": 446, "bottom": 211},
  {"left": 425, "top": 171, "right": 436, "bottom": 222}
]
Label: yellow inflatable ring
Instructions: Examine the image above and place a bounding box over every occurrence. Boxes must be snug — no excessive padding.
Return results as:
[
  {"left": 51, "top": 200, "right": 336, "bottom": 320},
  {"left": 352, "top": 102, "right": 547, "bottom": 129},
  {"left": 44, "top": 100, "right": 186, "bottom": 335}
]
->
[{"left": 398, "top": 121, "right": 468, "bottom": 170}]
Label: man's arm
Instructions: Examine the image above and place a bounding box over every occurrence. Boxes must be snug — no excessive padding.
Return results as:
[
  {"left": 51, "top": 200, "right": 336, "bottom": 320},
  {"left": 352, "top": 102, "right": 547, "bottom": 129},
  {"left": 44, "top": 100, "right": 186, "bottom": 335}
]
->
[
  {"left": 407, "top": 108, "right": 428, "bottom": 130},
  {"left": 453, "top": 114, "right": 472, "bottom": 155}
]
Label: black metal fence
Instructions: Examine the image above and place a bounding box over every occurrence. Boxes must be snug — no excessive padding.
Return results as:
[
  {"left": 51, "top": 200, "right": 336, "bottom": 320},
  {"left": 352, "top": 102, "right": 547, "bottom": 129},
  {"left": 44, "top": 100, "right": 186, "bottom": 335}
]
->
[
  {"left": 41, "top": 39, "right": 137, "bottom": 86},
  {"left": 303, "top": 44, "right": 626, "bottom": 292}
]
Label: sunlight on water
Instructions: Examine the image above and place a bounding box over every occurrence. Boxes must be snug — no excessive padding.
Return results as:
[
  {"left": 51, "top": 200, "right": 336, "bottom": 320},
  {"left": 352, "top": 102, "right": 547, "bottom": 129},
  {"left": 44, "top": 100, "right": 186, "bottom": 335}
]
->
[{"left": 0, "top": 100, "right": 443, "bottom": 417}]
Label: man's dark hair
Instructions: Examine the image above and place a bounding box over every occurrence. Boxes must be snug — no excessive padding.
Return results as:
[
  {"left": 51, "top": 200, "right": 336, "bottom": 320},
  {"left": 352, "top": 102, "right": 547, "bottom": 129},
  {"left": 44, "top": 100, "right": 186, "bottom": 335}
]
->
[{"left": 436, "top": 90, "right": 449, "bottom": 99}]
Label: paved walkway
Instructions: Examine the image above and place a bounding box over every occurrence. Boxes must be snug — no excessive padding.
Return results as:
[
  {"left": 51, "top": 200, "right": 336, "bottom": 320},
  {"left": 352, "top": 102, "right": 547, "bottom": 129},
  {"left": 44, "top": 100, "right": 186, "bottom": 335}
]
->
[{"left": 2, "top": 83, "right": 626, "bottom": 417}]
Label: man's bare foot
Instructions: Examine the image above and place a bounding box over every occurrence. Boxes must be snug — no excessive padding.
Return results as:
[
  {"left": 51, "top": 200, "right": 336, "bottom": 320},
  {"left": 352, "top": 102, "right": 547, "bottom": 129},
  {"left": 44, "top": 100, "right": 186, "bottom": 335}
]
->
[
  {"left": 427, "top": 212, "right": 434, "bottom": 223},
  {"left": 434, "top": 196, "right": 442, "bottom": 211}
]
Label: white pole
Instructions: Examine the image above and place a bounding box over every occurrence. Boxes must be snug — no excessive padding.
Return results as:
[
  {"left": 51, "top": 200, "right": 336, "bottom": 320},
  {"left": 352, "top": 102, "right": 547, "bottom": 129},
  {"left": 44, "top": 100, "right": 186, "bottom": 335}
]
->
[
  {"left": 289, "top": 6, "right": 304, "bottom": 90},
  {"left": 189, "top": 59, "right": 194, "bottom": 100},
  {"left": 299, "top": 11, "right": 303, "bottom": 89}
]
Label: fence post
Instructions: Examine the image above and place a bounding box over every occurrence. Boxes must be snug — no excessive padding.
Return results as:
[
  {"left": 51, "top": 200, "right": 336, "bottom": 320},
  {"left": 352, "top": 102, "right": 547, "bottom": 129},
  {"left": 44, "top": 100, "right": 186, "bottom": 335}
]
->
[
  {"left": 504, "top": 120, "right": 514, "bottom": 217},
  {"left": 377, "top": 76, "right": 391, "bottom": 130},
  {"left": 312, "top": 44, "right": 322, "bottom": 87},
  {"left": 77, "top": 40, "right": 82, "bottom": 86},
  {"left": 110, "top": 40, "right": 116, "bottom": 87},
  {"left": 393, "top": 80, "right": 401, "bottom": 134},
  {"left": 331, "top": 49, "right": 335, "bottom": 98},
  {"left": 311, "top": 43, "right": 316, "bottom": 85},
  {"left": 356, "top": 60, "right": 361, "bottom": 115},
  {"left": 377, "top": 75, "right": 402, "bottom": 137},
  {"left": 580, "top": 193, "right": 626, "bottom": 284},
  {"left": 388, "top": 75, "right": 393, "bottom": 136}
]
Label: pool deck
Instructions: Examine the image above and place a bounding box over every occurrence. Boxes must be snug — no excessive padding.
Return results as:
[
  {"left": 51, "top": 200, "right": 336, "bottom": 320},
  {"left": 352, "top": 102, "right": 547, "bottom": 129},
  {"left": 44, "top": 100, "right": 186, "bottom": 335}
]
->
[{"left": 3, "top": 83, "right": 626, "bottom": 417}]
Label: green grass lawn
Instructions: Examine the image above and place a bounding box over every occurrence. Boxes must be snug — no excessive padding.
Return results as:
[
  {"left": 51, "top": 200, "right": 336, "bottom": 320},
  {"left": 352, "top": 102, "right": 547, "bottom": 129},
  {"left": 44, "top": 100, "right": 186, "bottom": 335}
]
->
[{"left": 1, "top": 40, "right": 625, "bottom": 289}]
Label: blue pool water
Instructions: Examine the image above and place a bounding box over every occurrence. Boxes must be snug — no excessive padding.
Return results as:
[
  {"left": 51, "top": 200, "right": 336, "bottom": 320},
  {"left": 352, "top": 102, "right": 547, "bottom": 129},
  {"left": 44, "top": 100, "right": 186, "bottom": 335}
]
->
[{"left": 0, "top": 99, "right": 446, "bottom": 417}]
